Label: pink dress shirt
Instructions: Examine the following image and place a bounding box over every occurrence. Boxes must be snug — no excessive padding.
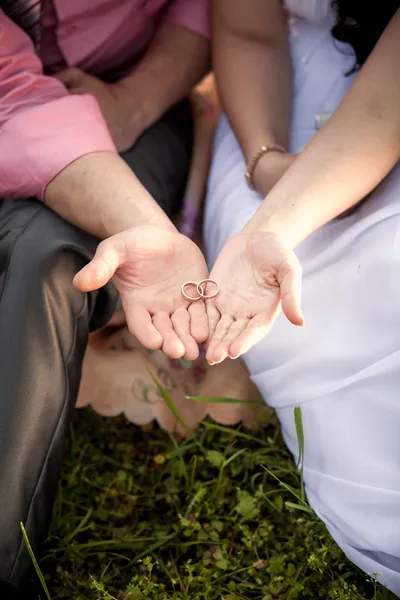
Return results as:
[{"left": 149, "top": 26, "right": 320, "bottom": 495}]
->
[{"left": 0, "top": 0, "right": 209, "bottom": 200}]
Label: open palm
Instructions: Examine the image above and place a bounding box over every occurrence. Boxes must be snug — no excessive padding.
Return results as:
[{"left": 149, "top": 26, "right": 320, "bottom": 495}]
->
[
  {"left": 205, "top": 231, "right": 304, "bottom": 364},
  {"left": 74, "top": 225, "right": 209, "bottom": 360}
]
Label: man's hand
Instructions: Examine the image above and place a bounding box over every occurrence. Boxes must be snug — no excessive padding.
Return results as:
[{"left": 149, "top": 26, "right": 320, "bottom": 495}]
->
[
  {"left": 56, "top": 69, "right": 145, "bottom": 152},
  {"left": 73, "top": 224, "right": 209, "bottom": 360}
]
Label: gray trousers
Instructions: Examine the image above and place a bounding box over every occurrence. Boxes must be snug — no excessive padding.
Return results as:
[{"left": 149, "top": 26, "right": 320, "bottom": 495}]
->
[{"left": 0, "top": 100, "right": 193, "bottom": 589}]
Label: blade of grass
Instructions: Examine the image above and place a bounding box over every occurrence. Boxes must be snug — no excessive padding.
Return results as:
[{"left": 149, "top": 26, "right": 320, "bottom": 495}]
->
[
  {"left": 130, "top": 532, "right": 178, "bottom": 564},
  {"left": 201, "top": 421, "right": 269, "bottom": 446},
  {"left": 214, "top": 448, "right": 248, "bottom": 499},
  {"left": 68, "top": 537, "right": 161, "bottom": 551},
  {"left": 189, "top": 454, "right": 198, "bottom": 490},
  {"left": 89, "top": 575, "right": 118, "bottom": 600},
  {"left": 223, "top": 447, "right": 247, "bottom": 468},
  {"left": 186, "top": 395, "right": 264, "bottom": 406},
  {"left": 20, "top": 522, "right": 52, "bottom": 600},
  {"left": 186, "top": 487, "right": 207, "bottom": 515},
  {"left": 151, "top": 376, "right": 208, "bottom": 453},
  {"left": 166, "top": 430, "right": 189, "bottom": 486},
  {"left": 167, "top": 440, "right": 199, "bottom": 458},
  {"left": 178, "top": 540, "right": 222, "bottom": 548},
  {"left": 65, "top": 507, "right": 93, "bottom": 543},
  {"left": 294, "top": 406, "right": 304, "bottom": 469},
  {"left": 285, "top": 501, "right": 314, "bottom": 514},
  {"left": 151, "top": 374, "right": 190, "bottom": 433},
  {"left": 261, "top": 465, "right": 305, "bottom": 505},
  {"left": 294, "top": 406, "right": 306, "bottom": 503}
]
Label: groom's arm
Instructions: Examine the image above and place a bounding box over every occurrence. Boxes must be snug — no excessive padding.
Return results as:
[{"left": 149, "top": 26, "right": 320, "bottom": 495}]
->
[
  {"left": 0, "top": 10, "right": 116, "bottom": 202},
  {"left": 0, "top": 11, "right": 177, "bottom": 237}
]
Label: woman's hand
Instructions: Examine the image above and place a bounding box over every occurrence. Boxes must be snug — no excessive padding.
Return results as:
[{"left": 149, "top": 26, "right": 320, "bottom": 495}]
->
[
  {"left": 205, "top": 231, "right": 304, "bottom": 365},
  {"left": 73, "top": 225, "right": 209, "bottom": 360}
]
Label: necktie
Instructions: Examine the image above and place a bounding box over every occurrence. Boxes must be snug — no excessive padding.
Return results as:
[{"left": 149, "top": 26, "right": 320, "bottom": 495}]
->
[{"left": 1, "top": 0, "right": 42, "bottom": 48}]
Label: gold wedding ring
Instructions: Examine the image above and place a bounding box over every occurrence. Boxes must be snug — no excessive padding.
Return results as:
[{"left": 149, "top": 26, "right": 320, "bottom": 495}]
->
[
  {"left": 196, "top": 279, "right": 220, "bottom": 299},
  {"left": 181, "top": 281, "right": 204, "bottom": 301},
  {"left": 181, "top": 279, "right": 220, "bottom": 301}
]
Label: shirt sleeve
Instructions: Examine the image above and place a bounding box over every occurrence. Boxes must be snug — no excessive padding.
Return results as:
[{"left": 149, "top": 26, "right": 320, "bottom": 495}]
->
[
  {"left": 0, "top": 11, "right": 116, "bottom": 201},
  {"left": 164, "top": 0, "right": 210, "bottom": 39}
]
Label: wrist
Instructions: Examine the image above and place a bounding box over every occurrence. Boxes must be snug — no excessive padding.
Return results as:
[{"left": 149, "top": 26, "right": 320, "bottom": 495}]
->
[
  {"left": 252, "top": 151, "right": 296, "bottom": 196},
  {"left": 45, "top": 153, "right": 177, "bottom": 239},
  {"left": 113, "top": 78, "right": 156, "bottom": 139},
  {"left": 243, "top": 193, "right": 309, "bottom": 249},
  {"left": 245, "top": 221, "right": 298, "bottom": 249},
  {"left": 104, "top": 197, "right": 177, "bottom": 238},
  {"left": 245, "top": 144, "right": 287, "bottom": 191}
]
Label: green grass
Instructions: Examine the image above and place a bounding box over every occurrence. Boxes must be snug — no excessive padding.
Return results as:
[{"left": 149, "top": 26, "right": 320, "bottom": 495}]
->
[{"left": 39, "top": 408, "right": 395, "bottom": 600}]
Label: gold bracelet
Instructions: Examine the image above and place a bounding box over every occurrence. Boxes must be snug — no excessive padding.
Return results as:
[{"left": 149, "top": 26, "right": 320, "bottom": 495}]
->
[{"left": 245, "top": 144, "right": 286, "bottom": 190}]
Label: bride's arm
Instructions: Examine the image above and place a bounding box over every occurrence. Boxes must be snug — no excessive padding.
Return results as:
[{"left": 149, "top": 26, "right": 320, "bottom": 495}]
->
[
  {"left": 212, "top": 0, "right": 293, "bottom": 194},
  {"left": 245, "top": 9, "right": 400, "bottom": 246}
]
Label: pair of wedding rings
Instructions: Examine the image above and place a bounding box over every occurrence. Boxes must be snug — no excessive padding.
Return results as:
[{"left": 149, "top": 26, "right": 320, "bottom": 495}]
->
[{"left": 181, "top": 279, "right": 220, "bottom": 301}]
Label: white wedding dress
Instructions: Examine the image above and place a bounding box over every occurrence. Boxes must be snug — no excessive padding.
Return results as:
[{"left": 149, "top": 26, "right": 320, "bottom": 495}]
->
[{"left": 204, "top": 0, "right": 400, "bottom": 594}]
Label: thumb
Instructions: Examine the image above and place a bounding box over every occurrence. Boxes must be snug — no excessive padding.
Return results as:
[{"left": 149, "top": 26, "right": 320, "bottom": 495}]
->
[
  {"left": 73, "top": 240, "right": 122, "bottom": 292},
  {"left": 278, "top": 257, "right": 304, "bottom": 327},
  {"left": 55, "top": 68, "right": 85, "bottom": 89}
]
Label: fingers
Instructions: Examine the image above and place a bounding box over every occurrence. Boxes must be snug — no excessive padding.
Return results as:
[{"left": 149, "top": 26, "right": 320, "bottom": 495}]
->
[
  {"left": 122, "top": 303, "right": 205, "bottom": 361},
  {"left": 205, "top": 301, "right": 220, "bottom": 349},
  {"left": 73, "top": 240, "right": 121, "bottom": 292},
  {"left": 207, "top": 317, "right": 249, "bottom": 364},
  {"left": 228, "top": 314, "right": 277, "bottom": 359},
  {"left": 171, "top": 308, "right": 199, "bottom": 361},
  {"left": 155, "top": 302, "right": 209, "bottom": 361},
  {"left": 54, "top": 67, "right": 84, "bottom": 89},
  {"left": 188, "top": 301, "right": 208, "bottom": 345},
  {"left": 128, "top": 303, "right": 207, "bottom": 362},
  {"left": 278, "top": 259, "right": 304, "bottom": 326},
  {"left": 205, "top": 315, "right": 234, "bottom": 364},
  {"left": 124, "top": 304, "right": 163, "bottom": 352},
  {"left": 152, "top": 312, "right": 186, "bottom": 359}
]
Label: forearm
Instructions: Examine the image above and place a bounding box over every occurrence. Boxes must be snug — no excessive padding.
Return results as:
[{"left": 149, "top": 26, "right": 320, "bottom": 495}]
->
[
  {"left": 44, "top": 153, "right": 176, "bottom": 239},
  {"left": 213, "top": 0, "right": 292, "bottom": 162},
  {"left": 245, "top": 9, "right": 400, "bottom": 246},
  {"left": 115, "top": 23, "right": 210, "bottom": 136},
  {"left": 27, "top": 25, "right": 209, "bottom": 240}
]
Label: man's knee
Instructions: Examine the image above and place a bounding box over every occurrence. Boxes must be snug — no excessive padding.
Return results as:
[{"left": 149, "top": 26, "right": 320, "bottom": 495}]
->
[
  {"left": 4, "top": 225, "right": 86, "bottom": 315},
  {"left": 0, "top": 200, "right": 116, "bottom": 330}
]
